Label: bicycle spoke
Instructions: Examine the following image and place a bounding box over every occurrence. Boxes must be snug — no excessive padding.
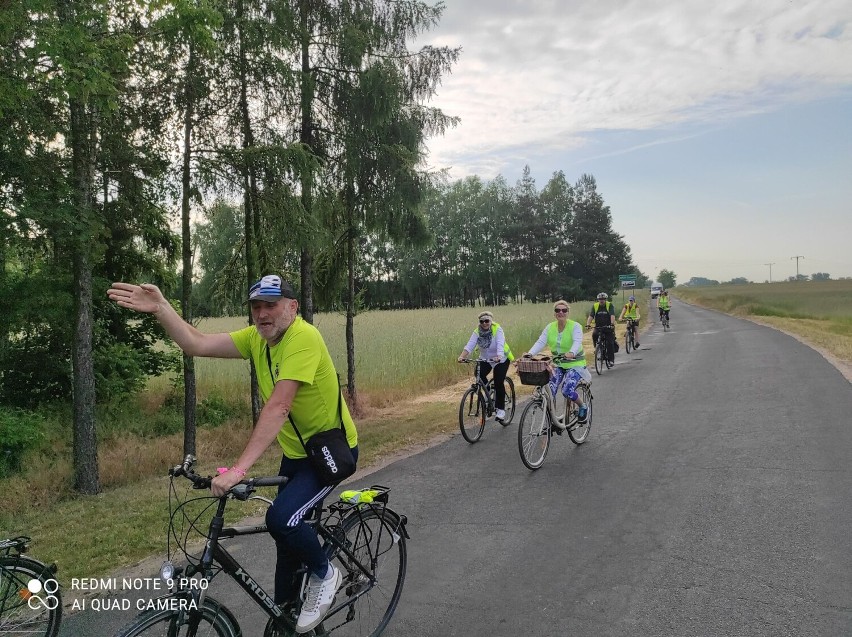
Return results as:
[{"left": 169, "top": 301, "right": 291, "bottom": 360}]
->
[
  {"left": 518, "top": 397, "right": 550, "bottom": 470},
  {"left": 458, "top": 387, "right": 486, "bottom": 443},
  {"left": 328, "top": 509, "right": 406, "bottom": 637},
  {"left": 0, "top": 556, "right": 61, "bottom": 637},
  {"left": 568, "top": 384, "right": 593, "bottom": 445}
]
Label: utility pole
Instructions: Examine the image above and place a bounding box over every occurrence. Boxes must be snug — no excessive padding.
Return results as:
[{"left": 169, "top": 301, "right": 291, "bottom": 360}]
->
[
  {"left": 764, "top": 262, "right": 775, "bottom": 283},
  {"left": 791, "top": 255, "right": 805, "bottom": 280}
]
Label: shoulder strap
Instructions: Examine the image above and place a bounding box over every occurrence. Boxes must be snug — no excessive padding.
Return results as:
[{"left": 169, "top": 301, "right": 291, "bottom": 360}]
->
[{"left": 266, "top": 345, "right": 346, "bottom": 453}]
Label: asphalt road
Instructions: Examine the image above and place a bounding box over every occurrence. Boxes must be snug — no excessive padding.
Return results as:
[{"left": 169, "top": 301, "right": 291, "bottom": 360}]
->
[{"left": 61, "top": 300, "right": 852, "bottom": 636}]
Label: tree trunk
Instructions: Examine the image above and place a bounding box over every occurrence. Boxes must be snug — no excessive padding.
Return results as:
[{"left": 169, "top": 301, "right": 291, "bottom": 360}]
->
[
  {"left": 344, "top": 181, "right": 357, "bottom": 410},
  {"left": 180, "top": 42, "right": 197, "bottom": 456},
  {"left": 236, "top": 0, "right": 261, "bottom": 423},
  {"left": 68, "top": 80, "right": 100, "bottom": 494},
  {"left": 298, "top": 0, "right": 314, "bottom": 324}
]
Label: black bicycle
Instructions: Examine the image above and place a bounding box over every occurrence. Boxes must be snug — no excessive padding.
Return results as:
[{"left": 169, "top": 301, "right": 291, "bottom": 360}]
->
[
  {"left": 458, "top": 359, "right": 516, "bottom": 443},
  {"left": 624, "top": 318, "right": 638, "bottom": 353},
  {"left": 0, "top": 536, "right": 61, "bottom": 637},
  {"left": 593, "top": 326, "right": 615, "bottom": 375},
  {"left": 114, "top": 455, "right": 408, "bottom": 637}
]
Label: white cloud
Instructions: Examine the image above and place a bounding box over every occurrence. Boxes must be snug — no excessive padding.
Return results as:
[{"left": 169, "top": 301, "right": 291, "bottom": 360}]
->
[{"left": 418, "top": 0, "right": 852, "bottom": 178}]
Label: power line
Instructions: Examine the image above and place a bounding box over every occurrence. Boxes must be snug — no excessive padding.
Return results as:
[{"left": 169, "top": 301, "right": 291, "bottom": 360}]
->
[
  {"left": 764, "top": 262, "right": 775, "bottom": 283},
  {"left": 791, "top": 255, "right": 805, "bottom": 280}
]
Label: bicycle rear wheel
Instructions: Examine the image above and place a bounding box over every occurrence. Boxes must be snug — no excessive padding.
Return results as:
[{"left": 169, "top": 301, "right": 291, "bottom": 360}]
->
[
  {"left": 458, "top": 387, "right": 486, "bottom": 443},
  {"left": 499, "top": 377, "right": 516, "bottom": 426},
  {"left": 594, "top": 343, "right": 604, "bottom": 375},
  {"left": 0, "top": 556, "right": 61, "bottom": 637},
  {"left": 326, "top": 508, "right": 407, "bottom": 637},
  {"left": 114, "top": 595, "right": 239, "bottom": 637},
  {"left": 518, "top": 396, "right": 551, "bottom": 470},
  {"left": 568, "top": 383, "right": 593, "bottom": 445}
]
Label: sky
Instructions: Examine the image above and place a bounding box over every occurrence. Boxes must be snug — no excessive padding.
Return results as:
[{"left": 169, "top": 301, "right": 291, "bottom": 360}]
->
[{"left": 415, "top": 0, "right": 852, "bottom": 284}]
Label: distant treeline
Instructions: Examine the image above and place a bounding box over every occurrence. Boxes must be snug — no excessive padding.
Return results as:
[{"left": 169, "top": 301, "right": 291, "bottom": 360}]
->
[{"left": 193, "top": 168, "right": 647, "bottom": 315}]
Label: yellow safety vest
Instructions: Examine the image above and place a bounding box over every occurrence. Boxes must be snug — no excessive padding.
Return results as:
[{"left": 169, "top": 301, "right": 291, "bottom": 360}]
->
[{"left": 546, "top": 321, "right": 585, "bottom": 369}]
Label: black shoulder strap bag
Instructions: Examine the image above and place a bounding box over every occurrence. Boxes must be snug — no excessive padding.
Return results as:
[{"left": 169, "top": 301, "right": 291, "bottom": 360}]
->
[{"left": 267, "top": 346, "right": 356, "bottom": 486}]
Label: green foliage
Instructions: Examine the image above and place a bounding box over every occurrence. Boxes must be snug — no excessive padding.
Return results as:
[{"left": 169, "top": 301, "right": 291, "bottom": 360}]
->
[
  {"left": 686, "top": 277, "right": 720, "bottom": 286},
  {"left": 658, "top": 269, "right": 677, "bottom": 289},
  {"left": 191, "top": 200, "right": 246, "bottom": 317},
  {"left": 197, "top": 394, "right": 244, "bottom": 427},
  {"left": 0, "top": 409, "right": 46, "bottom": 477},
  {"left": 354, "top": 169, "right": 634, "bottom": 309}
]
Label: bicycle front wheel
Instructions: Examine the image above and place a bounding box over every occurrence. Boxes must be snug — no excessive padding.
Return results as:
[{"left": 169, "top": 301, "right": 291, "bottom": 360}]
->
[
  {"left": 459, "top": 387, "right": 486, "bottom": 443},
  {"left": 624, "top": 330, "right": 632, "bottom": 354},
  {"left": 594, "top": 343, "right": 604, "bottom": 375},
  {"left": 0, "top": 556, "right": 61, "bottom": 637},
  {"left": 114, "top": 595, "right": 239, "bottom": 637},
  {"left": 327, "top": 508, "right": 407, "bottom": 637},
  {"left": 568, "top": 383, "right": 593, "bottom": 445},
  {"left": 499, "top": 377, "right": 516, "bottom": 426},
  {"left": 518, "top": 396, "right": 551, "bottom": 470}
]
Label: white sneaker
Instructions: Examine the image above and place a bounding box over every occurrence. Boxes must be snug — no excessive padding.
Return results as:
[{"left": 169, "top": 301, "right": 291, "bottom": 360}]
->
[
  {"left": 495, "top": 408, "right": 506, "bottom": 420},
  {"left": 296, "top": 564, "right": 342, "bottom": 633}
]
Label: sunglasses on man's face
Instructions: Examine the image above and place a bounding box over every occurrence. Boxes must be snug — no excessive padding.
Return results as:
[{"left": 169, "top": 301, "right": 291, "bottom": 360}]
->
[
  {"left": 554, "top": 308, "right": 568, "bottom": 314},
  {"left": 479, "top": 319, "right": 491, "bottom": 324}
]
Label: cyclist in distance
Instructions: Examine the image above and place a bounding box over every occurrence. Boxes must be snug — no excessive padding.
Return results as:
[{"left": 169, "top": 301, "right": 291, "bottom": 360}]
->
[
  {"left": 107, "top": 274, "right": 357, "bottom": 634},
  {"left": 457, "top": 311, "right": 515, "bottom": 422},
  {"left": 619, "top": 295, "right": 641, "bottom": 348},
  {"left": 523, "top": 300, "right": 591, "bottom": 424},
  {"left": 586, "top": 292, "right": 617, "bottom": 364},
  {"left": 658, "top": 290, "right": 671, "bottom": 323}
]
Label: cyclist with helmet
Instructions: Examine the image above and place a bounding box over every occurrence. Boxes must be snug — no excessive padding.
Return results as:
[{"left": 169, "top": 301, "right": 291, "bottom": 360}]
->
[
  {"left": 619, "top": 295, "right": 641, "bottom": 349},
  {"left": 658, "top": 290, "right": 671, "bottom": 323},
  {"left": 586, "top": 292, "right": 617, "bottom": 364}
]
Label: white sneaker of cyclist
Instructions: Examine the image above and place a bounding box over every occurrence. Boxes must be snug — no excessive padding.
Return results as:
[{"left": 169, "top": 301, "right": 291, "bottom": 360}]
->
[
  {"left": 495, "top": 408, "right": 506, "bottom": 420},
  {"left": 296, "top": 563, "right": 342, "bottom": 633}
]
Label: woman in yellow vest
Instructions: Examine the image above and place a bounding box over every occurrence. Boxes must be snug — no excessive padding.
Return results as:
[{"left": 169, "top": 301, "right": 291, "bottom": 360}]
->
[
  {"left": 458, "top": 311, "right": 515, "bottom": 422},
  {"left": 522, "top": 300, "right": 590, "bottom": 425},
  {"left": 618, "top": 295, "right": 640, "bottom": 348}
]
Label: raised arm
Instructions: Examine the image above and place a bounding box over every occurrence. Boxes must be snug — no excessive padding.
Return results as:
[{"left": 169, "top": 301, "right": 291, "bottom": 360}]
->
[{"left": 107, "top": 282, "right": 242, "bottom": 358}]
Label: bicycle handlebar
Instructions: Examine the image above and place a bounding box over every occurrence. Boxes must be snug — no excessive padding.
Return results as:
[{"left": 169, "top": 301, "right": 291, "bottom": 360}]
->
[
  {"left": 521, "top": 353, "right": 573, "bottom": 364},
  {"left": 170, "top": 455, "right": 288, "bottom": 499}
]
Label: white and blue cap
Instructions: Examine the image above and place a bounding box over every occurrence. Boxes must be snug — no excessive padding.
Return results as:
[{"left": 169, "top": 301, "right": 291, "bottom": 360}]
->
[
  {"left": 248, "top": 274, "right": 297, "bottom": 302},
  {"left": 629, "top": 296, "right": 635, "bottom": 301}
]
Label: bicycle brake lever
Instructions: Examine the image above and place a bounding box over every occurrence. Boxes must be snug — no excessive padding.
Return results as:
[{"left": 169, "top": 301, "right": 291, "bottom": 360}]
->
[{"left": 230, "top": 484, "right": 252, "bottom": 500}]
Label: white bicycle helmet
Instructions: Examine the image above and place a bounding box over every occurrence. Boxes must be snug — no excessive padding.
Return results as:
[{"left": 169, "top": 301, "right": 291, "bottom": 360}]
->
[{"left": 596, "top": 292, "right": 608, "bottom": 300}]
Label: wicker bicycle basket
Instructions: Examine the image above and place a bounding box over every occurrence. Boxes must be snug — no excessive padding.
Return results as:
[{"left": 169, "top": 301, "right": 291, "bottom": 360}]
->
[{"left": 516, "top": 358, "right": 552, "bottom": 386}]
